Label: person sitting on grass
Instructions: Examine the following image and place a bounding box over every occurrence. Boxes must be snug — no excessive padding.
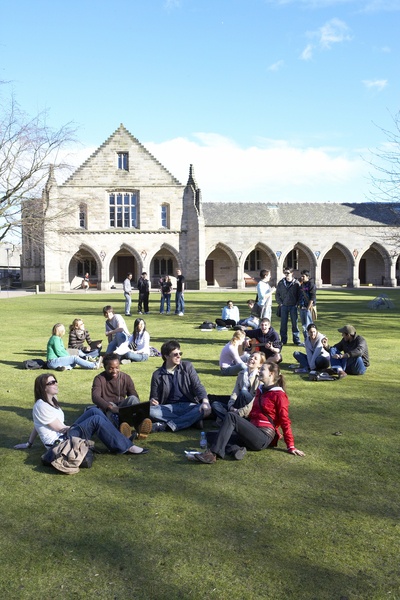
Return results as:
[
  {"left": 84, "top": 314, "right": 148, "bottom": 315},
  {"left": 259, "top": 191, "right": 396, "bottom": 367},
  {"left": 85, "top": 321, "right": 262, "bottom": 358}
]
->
[
  {"left": 219, "top": 330, "right": 249, "bottom": 376},
  {"left": 245, "top": 318, "right": 282, "bottom": 363},
  {"left": 211, "top": 352, "right": 266, "bottom": 423},
  {"left": 91, "top": 353, "right": 152, "bottom": 440},
  {"left": 194, "top": 361, "right": 305, "bottom": 463},
  {"left": 68, "top": 318, "right": 102, "bottom": 360},
  {"left": 150, "top": 340, "right": 211, "bottom": 432},
  {"left": 322, "top": 324, "right": 370, "bottom": 378},
  {"left": 114, "top": 318, "right": 150, "bottom": 363},
  {"left": 103, "top": 305, "right": 130, "bottom": 354},
  {"left": 292, "top": 323, "right": 330, "bottom": 373},
  {"left": 14, "top": 373, "right": 148, "bottom": 455},
  {"left": 47, "top": 323, "right": 102, "bottom": 371},
  {"left": 237, "top": 299, "right": 261, "bottom": 330},
  {"left": 215, "top": 300, "right": 240, "bottom": 329}
]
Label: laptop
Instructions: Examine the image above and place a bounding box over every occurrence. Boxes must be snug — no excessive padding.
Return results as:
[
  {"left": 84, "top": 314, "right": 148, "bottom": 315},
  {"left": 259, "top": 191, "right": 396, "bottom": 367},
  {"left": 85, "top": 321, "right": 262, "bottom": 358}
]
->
[
  {"left": 89, "top": 340, "right": 102, "bottom": 350},
  {"left": 118, "top": 401, "right": 150, "bottom": 429}
]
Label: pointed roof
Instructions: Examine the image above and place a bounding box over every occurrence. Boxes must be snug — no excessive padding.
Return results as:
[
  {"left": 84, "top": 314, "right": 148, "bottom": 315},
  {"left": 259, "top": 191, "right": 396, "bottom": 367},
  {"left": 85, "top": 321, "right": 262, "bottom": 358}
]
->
[{"left": 62, "top": 124, "right": 182, "bottom": 187}]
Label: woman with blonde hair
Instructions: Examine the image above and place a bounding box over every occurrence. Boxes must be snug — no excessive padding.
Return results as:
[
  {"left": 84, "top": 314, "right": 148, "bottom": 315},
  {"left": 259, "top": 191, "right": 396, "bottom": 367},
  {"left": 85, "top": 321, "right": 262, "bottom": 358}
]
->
[
  {"left": 219, "top": 329, "right": 249, "bottom": 376},
  {"left": 47, "top": 323, "right": 102, "bottom": 371}
]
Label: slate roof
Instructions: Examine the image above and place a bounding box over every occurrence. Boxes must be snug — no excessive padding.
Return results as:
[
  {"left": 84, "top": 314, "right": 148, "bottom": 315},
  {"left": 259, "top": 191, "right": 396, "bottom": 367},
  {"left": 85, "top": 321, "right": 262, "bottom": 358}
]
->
[{"left": 202, "top": 202, "right": 400, "bottom": 227}]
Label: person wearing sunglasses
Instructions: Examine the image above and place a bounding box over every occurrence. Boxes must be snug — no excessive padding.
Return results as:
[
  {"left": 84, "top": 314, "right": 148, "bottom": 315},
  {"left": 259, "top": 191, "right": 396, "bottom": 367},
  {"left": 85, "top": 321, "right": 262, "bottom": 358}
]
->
[
  {"left": 149, "top": 340, "right": 211, "bottom": 432},
  {"left": 275, "top": 268, "right": 303, "bottom": 347},
  {"left": 14, "top": 373, "right": 149, "bottom": 455}
]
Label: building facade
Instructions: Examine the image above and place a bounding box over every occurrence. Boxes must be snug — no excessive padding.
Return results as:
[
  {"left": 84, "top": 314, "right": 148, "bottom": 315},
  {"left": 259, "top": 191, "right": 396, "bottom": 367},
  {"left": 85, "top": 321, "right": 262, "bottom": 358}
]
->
[{"left": 21, "top": 124, "right": 400, "bottom": 291}]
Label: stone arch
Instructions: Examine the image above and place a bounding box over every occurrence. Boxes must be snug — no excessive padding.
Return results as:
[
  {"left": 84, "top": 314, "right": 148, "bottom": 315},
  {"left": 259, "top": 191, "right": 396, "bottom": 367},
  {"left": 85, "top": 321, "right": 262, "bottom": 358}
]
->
[
  {"left": 320, "top": 242, "right": 353, "bottom": 286},
  {"left": 68, "top": 244, "right": 102, "bottom": 290},
  {"left": 205, "top": 242, "right": 239, "bottom": 287},
  {"left": 357, "top": 242, "right": 391, "bottom": 286},
  {"left": 149, "top": 243, "right": 181, "bottom": 288},
  {"left": 281, "top": 242, "right": 316, "bottom": 278},
  {"left": 241, "top": 243, "right": 278, "bottom": 287},
  {"left": 108, "top": 243, "right": 142, "bottom": 286}
]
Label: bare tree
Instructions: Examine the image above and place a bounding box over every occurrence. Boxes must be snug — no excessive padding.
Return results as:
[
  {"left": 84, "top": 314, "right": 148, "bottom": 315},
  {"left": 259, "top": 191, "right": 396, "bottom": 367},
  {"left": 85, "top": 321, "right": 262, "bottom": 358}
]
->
[
  {"left": 0, "top": 90, "right": 76, "bottom": 242},
  {"left": 368, "top": 111, "right": 400, "bottom": 204}
]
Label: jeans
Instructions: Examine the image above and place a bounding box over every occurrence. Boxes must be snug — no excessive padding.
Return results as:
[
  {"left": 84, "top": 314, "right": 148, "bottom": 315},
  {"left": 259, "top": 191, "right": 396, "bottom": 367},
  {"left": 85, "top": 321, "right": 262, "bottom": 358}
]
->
[
  {"left": 150, "top": 402, "right": 202, "bottom": 431},
  {"left": 208, "top": 412, "right": 275, "bottom": 459},
  {"left": 280, "top": 305, "right": 300, "bottom": 345},
  {"left": 211, "top": 390, "right": 253, "bottom": 422},
  {"left": 330, "top": 349, "right": 366, "bottom": 375},
  {"left": 106, "top": 331, "right": 129, "bottom": 354},
  {"left": 160, "top": 294, "right": 171, "bottom": 313},
  {"left": 68, "top": 407, "right": 132, "bottom": 453},
  {"left": 124, "top": 293, "right": 131, "bottom": 315},
  {"left": 299, "top": 307, "right": 313, "bottom": 339},
  {"left": 48, "top": 356, "right": 97, "bottom": 370},
  {"left": 121, "top": 351, "right": 149, "bottom": 362},
  {"left": 175, "top": 292, "right": 184, "bottom": 314},
  {"left": 293, "top": 351, "right": 310, "bottom": 370},
  {"left": 238, "top": 316, "right": 259, "bottom": 329},
  {"left": 220, "top": 363, "right": 246, "bottom": 376},
  {"left": 78, "top": 348, "right": 100, "bottom": 359}
]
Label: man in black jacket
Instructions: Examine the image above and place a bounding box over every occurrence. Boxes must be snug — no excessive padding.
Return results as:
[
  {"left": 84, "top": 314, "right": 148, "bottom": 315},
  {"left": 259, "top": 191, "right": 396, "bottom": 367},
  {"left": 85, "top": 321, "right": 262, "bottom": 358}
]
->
[
  {"left": 149, "top": 340, "right": 211, "bottom": 431},
  {"left": 322, "top": 324, "right": 369, "bottom": 377},
  {"left": 137, "top": 272, "right": 150, "bottom": 314},
  {"left": 275, "top": 268, "right": 302, "bottom": 346}
]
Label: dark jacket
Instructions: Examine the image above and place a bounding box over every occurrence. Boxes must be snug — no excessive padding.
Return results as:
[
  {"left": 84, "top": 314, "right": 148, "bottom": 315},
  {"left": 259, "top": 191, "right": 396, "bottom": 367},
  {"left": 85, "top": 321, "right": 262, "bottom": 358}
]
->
[
  {"left": 150, "top": 360, "right": 207, "bottom": 405},
  {"left": 275, "top": 278, "right": 301, "bottom": 307},
  {"left": 137, "top": 277, "right": 149, "bottom": 294},
  {"left": 333, "top": 333, "right": 370, "bottom": 367},
  {"left": 246, "top": 326, "right": 282, "bottom": 350},
  {"left": 299, "top": 279, "right": 316, "bottom": 307}
]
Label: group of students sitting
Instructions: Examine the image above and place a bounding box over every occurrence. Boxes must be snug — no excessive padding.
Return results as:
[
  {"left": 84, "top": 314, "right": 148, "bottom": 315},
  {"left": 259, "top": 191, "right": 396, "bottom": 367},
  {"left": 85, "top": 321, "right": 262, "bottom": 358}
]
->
[{"left": 45, "top": 306, "right": 152, "bottom": 372}]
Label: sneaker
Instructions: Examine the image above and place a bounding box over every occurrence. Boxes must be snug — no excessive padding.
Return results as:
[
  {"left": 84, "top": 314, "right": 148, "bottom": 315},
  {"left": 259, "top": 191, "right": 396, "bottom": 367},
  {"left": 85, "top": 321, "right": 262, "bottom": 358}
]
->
[
  {"left": 151, "top": 422, "right": 167, "bottom": 433},
  {"left": 121, "top": 359, "right": 131, "bottom": 365},
  {"left": 56, "top": 366, "right": 66, "bottom": 372},
  {"left": 194, "top": 450, "right": 217, "bottom": 464},
  {"left": 137, "top": 418, "right": 152, "bottom": 440},
  {"left": 138, "top": 311, "right": 143, "bottom": 314},
  {"left": 120, "top": 422, "right": 132, "bottom": 438},
  {"left": 294, "top": 367, "right": 308, "bottom": 374},
  {"left": 216, "top": 326, "right": 227, "bottom": 331},
  {"left": 125, "top": 314, "right": 132, "bottom": 317},
  {"left": 288, "top": 364, "right": 299, "bottom": 370},
  {"left": 95, "top": 356, "right": 103, "bottom": 370},
  {"left": 337, "top": 369, "right": 347, "bottom": 379},
  {"left": 234, "top": 447, "right": 247, "bottom": 461},
  {"left": 178, "top": 312, "right": 184, "bottom": 316}
]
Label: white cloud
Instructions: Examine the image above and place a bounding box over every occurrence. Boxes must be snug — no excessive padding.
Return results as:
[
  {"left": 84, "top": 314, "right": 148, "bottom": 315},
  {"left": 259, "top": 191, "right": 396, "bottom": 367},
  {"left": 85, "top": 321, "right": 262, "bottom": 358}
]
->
[
  {"left": 362, "top": 79, "right": 388, "bottom": 91},
  {"left": 56, "top": 134, "right": 368, "bottom": 204},
  {"left": 300, "top": 44, "right": 314, "bottom": 60},
  {"left": 267, "top": 60, "right": 285, "bottom": 71},
  {"left": 314, "top": 18, "right": 352, "bottom": 49},
  {"left": 266, "top": 0, "right": 400, "bottom": 10}
]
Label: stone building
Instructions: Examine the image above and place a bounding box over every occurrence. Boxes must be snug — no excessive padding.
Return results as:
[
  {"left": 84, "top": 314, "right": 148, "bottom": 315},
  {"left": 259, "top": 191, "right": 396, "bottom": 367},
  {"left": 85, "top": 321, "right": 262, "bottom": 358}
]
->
[{"left": 21, "top": 124, "right": 400, "bottom": 291}]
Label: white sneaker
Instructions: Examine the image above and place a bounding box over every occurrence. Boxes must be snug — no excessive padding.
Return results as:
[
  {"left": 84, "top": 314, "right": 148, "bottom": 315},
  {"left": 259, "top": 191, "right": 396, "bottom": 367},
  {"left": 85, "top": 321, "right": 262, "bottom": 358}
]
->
[{"left": 178, "top": 312, "right": 184, "bottom": 316}]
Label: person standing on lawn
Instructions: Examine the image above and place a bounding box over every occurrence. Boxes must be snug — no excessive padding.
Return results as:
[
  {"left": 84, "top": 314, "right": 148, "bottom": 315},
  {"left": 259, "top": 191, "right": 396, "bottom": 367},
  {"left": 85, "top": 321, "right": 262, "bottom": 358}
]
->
[
  {"left": 298, "top": 270, "right": 317, "bottom": 340},
  {"left": 123, "top": 272, "right": 133, "bottom": 316},
  {"left": 256, "top": 269, "right": 276, "bottom": 321},
  {"left": 175, "top": 269, "right": 185, "bottom": 316},
  {"left": 137, "top": 271, "right": 150, "bottom": 314},
  {"left": 275, "top": 268, "right": 302, "bottom": 346}
]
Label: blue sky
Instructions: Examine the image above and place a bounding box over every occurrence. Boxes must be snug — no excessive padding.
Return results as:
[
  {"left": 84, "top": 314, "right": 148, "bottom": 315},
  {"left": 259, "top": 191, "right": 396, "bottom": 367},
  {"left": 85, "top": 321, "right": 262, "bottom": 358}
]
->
[{"left": 1, "top": 0, "right": 399, "bottom": 203}]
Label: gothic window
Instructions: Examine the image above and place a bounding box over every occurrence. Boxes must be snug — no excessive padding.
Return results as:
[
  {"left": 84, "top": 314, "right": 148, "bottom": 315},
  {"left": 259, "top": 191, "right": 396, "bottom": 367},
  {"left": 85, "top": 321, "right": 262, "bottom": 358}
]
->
[
  {"left": 117, "top": 152, "right": 129, "bottom": 170},
  {"left": 161, "top": 203, "right": 170, "bottom": 228},
  {"left": 109, "top": 192, "right": 138, "bottom": 228},
  {"left": 79, "top": 204, "right": 87, "bottom": 229},
  {"left": 153, "top": 258, "right": 173, "bottom": 276},
  {"left": 245, "top": 250, "right": 261, "bottom": 271}
]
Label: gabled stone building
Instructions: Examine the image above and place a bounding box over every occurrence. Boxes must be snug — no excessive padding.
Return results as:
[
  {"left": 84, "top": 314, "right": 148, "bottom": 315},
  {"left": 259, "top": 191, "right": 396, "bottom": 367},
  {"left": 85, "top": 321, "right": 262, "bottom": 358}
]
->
[{"left": 21, "top": 124, "right": 400, "bottom": 291}]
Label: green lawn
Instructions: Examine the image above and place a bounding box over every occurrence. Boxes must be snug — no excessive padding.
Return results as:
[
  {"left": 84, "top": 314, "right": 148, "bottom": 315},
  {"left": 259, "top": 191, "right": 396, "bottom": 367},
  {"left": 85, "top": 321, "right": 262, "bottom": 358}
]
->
[{"left": 0, "top": 288, "right": 399, "bottom": 600}]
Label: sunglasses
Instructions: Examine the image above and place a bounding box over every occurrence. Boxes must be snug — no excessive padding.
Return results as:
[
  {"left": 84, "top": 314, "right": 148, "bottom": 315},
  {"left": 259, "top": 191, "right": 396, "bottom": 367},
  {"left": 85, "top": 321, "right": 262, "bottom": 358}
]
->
[
  {"left": 171, "top": 351, "right": 183, "bottom": 357},
  {"left": 46, "top": 379, "right": 58, "bottom": 386}
]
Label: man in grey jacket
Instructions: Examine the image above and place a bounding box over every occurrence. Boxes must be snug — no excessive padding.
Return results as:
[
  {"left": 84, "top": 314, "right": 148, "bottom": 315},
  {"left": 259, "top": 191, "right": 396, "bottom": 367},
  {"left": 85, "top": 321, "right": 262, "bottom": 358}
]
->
[{"left": 150, "top": 340, "right": 211, "bottom": 431}]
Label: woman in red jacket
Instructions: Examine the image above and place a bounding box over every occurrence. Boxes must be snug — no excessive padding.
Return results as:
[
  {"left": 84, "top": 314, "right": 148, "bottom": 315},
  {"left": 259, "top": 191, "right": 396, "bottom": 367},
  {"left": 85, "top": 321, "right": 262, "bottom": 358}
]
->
[{"left": 195, "top": 361, "right": 305, "bottom": 463}]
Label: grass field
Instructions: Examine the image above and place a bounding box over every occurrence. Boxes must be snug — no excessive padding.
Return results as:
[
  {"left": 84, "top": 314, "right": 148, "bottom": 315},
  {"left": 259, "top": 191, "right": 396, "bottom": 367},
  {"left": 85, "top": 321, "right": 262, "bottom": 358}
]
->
[{"left": 0, "top": 288, "right": 399, "bottom": 600}]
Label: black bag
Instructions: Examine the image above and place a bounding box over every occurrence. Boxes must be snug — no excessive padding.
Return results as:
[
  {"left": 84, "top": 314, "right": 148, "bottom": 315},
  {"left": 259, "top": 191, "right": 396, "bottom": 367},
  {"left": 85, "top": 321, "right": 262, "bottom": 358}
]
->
[
  {"left": 23, "top": 359, "right": 47, "bottom": 370},
  {"left": 276, "top": 306, "right": 282, "bottom": 318},
  {"left": 200, "top": 321, "right": 214, "bottom": 330}
]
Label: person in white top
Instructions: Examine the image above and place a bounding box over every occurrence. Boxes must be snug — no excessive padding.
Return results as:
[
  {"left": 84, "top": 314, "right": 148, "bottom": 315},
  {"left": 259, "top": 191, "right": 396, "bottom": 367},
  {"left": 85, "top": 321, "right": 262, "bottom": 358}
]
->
[
  {"left": 114, "top": 318, "right": 150, "bottom": 362},
  {"left": 103, "top": 305, "right": 130, "bottom": 354},
  {"left": 256, "top": 269, "right": 276, "bottom": 321},
  {"left": 123, "top": 272, "right": 133, "bottom": 316}
]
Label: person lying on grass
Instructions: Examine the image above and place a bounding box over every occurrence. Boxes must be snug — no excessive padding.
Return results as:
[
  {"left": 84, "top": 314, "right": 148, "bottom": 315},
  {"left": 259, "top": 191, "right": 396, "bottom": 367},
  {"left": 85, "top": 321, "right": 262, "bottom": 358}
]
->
[
  {"left": 194, "top": 360, "right": 305, "bottom": 463},
  {"left": 14, "top": 373, "right": 149, "bottom": 455}
]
